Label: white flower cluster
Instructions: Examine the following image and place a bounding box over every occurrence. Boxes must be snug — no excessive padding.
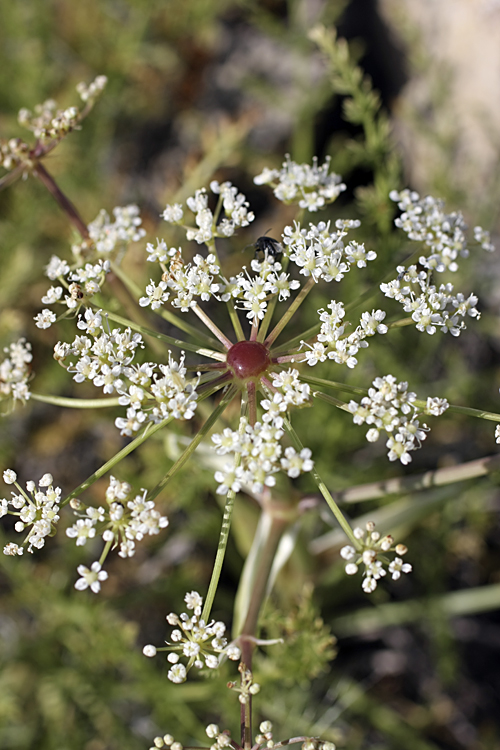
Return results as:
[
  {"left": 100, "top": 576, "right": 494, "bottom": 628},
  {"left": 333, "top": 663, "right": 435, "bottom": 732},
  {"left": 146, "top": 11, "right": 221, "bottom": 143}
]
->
[
  {"left": 381, "top": 264, "right": 480, "bottom": 337},
  {"left": 390, "top": 189, "right": 494, "bottom": 267},
  {"left": 145, "top": 186, "right": 376, "bottom": 325},
  {"left": 85, "top": 205, "right": 146, "bottom": 256},
  {"left": 253, "top": 721, "right": 336, "bottom": 750},
  {"left": 149, "top": 734, "right": 183, "bottom": 750},
  {"left": 142, "top": 591, "right": 241, "bottom": 684},
  {"left": 230, "top": 257, "right": 301, "bottom": 322},
  {"left": 17, "top": 99, "right": 79, "bottom": 141},
  {"left": 283, "top": 219, "right": 376, "bottom": 282},
  {"left": 0, "top": 137, "right": 30, "bottom": 171},
  {"left": 0, "top": 77, "right": 107, "bottom": 168},
  {"left": 34, "top": 205, "right": 145, "bottom": 330},
  {"left": 1, "top": 470, "right": 61, "bottom": 555},
  {"left": 382, "top": 189, "right": 494, "bottom": 337},
  {"left": 212, "top": 419, "right": 313, "bottom": 496},
  {"left": 35, "top": 259, "right": 110, "bottom": 329},
  {"left": 0, "top": 338, "right": 32, "bottom": 406},
  {"left": 67, "top": 475, "right": 168, "bottom": 561},
  {"left": 254, "top": 154, "right": 346, "bottom": 211},
  {"left": 145, "top": 188, "right": 305, "bottom": 321},
  {"left": 341, "top": 521, "right": 412, "bottom": 593},
  {"left": 76, "top": 75, "right": 108, "bottom": 103},
  {"left": 301, "top": 302, "right": 387, "bottom": 368},
  {"left": 140, "top": 245, "right": 221, "bottom": 312},
  {"left": 54, "top": 313, "right": 198, "bottom": 435},
  {"left": 260, "top": 368, "right": 311, "bottom": 427},
  {"left": 205, "top": 724, "right": 233, "bottom": 750},
  {"left": 211, "top": 370, "right": 313, "bottom": 494},
  {"left": 162, "top": 180, "right": 254, "bottom": 244},
  {"left": 348, "top": 375, "right": 449, "bottom": 465}
]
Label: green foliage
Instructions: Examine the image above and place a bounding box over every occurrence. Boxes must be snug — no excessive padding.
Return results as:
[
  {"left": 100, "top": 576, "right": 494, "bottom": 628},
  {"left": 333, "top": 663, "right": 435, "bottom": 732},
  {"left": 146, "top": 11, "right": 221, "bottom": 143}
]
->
[{"left": 258, "top": 584, "right": 337, "bottom": 687}]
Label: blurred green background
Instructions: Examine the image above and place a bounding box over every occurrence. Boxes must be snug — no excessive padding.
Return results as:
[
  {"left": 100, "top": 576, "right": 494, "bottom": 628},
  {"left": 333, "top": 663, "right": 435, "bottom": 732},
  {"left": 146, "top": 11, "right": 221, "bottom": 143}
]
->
[{"left": 1, "top": 1, "right": 500, "bottom": 749}]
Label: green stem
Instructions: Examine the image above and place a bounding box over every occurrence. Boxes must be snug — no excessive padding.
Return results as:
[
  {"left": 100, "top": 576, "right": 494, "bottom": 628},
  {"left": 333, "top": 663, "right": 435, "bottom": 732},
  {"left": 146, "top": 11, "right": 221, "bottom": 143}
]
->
[
  {"left": 202, "top": 399, "right": 248, "bottom": 623},
  {"left": 312, "top": 389, "right": 349, "bottom": 410},
  {"left": 191, "top": 302, "right": 234, "bottom": 349},
  {"left": 227, "top": 300, "right": 246, "bottom": 342},
  {"left": 283, "top": 416, "right": 357, "bottom": 546},
  {"left": 235, "top": 511, "right": 291, "bottom": 643},
  {"left": 110, "top": 261, "right": 221, "bottom": 347},
  {"left": 256, "top": 255, "right": 291, "bottom": 343},
  {"left": 98, "top": 537, "right": 114, "bottom": 566},
  {"left": 265, "top": 276, "right": 316, "bottom": 347},
  {"left": 100, "top": 308, "right": 226, "bottom": 361},
  {"left": 430, "top": 403, "right": 500, "bottom": 422},
  {"left": 271, "top": 321, "right": 321, "bottom": 355},
  {"left": 300, "top": 374, "right": 500, "bottom": 423},
  {"left": 298, "top": 373, "right": 367, "bottom": 397},
  {"left": 201, "top": 487, "right": 237, "bottom": 624},
  {"left": 30, "top": 392, "right": 121, "bottom": 409},
  {"left": 318, "top": 453, "right": 500, "bottom": 505},
  {"left": 62, "top": 417, "right": 174, "bottom": 507},
  {"left": 387, "top": 318, "right": 415, "bottom": 329},
  {"left": 147, "top": 385, "right": 239, "bottom": 502}
]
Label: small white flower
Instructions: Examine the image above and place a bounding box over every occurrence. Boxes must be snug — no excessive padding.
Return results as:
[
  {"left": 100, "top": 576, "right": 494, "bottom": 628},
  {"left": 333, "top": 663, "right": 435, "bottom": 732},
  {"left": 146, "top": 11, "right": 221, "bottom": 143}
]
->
[
  {"left": 167, "top": 663, "right": 187, "bottom": 684},
  {"left": 34, "top": 309, "right": 57, "bottom": 329},
  {"left": 3, "top": 469, "right": 17, "bottom": 484},
  {"left": 3, "top": 542, "right": 24, "bottom": 556},
  {"left": 340, "top": 545, "right": 356, "bottom": 560},
  {"left": 74, "top": 561, "right": 108, "bottom": 593},
  {"left": 143, "top": 644, "right": 157, "bottom": 657}
]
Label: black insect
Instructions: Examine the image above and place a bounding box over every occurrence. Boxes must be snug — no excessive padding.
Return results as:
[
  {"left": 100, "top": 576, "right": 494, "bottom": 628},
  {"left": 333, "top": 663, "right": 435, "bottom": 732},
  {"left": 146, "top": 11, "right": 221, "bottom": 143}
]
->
[{"left": 254, "top": 235, "right": 283, "bottom": 262}]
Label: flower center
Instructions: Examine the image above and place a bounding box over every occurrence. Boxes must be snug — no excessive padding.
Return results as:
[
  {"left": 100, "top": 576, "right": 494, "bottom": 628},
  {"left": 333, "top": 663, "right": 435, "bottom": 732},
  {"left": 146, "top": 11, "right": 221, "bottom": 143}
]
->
[{"left": 226, "top": 341, "right": 271, "bottom": 381}]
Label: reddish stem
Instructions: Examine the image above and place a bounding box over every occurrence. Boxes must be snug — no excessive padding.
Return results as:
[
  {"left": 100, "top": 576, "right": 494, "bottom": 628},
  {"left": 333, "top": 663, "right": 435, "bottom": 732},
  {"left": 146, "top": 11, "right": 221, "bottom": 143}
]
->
[
  {"left": 33, "top": 162, "right": 89, "bottom": 239},
  {"left": 247, "top": 381, "right": 257, "bottom": 426}
]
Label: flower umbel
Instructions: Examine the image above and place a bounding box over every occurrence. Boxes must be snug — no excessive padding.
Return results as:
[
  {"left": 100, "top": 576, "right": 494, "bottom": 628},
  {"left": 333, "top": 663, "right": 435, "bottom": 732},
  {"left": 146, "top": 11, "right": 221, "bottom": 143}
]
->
[
  {"left": 348, "top": 375, "right": 449, "bottom": 465},
  {"left": 1, "top": 470, "right": 61, "bottom": 554},
  {"left": 143, "top": 591, "right": 241, "bottom": 683},
  {"left": 341, "top": 521, "right": 412, "bottom": 593}
]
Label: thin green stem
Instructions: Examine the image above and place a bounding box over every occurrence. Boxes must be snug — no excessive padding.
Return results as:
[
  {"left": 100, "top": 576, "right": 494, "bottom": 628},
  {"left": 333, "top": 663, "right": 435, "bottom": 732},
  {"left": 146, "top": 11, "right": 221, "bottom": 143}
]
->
[
  {"left": 249, "top": 319, "right": 259, "bottom": 342},
  {"left": 236, "top": 512, "right": 290, "bottom": 642},
  {"left": 62, "top": 417, "right": 174, "bottom": 507},
  {"left": 148, "top": 385, "right": 239, "bottom": 502},
  {"left": 317, "top": 453, "right": 500, "bottom": 505},
  {"left": 30, "top": 393, "right": 121, "bottom": 409},
  {"left": 423, "top": 402, "right": 500, "bottom": 422},
  {"left": 387, "top": 318, "right": 415, "bottom": 329},
  {"left": 271, "top": 322, "right": 320, "bottom": 355},
  {"left": 98, "top": 537, "right": 114, "bottom": 566},
  {"left": 227, "top": 300, "right": 246, "bottom": 341},
  {"left": 192, "top": 302, "right": 234, "bottom": 349},
  {"left": 100, "top": 308, "right": 226, "bottom": 361},
  {"left": 283, "top": 416, "right": 357, "bottom": 546},
  {"left": 298, "top": 373, "right": 367, "bottom": 397},
  {"left": 265, "top": 276, "right": 316, "bottom": 347},
  {"left": 257, "top": 255, "right": 291, "bottom": 343},
  {"left": 202, "top": 397, "right": 248, "bottom": 623},
  {"left": 312, "top": 389, "right": 349, "bottom": 410},
  {"left": 201, "top": 487, "right": 237, "bottom": 623},
  {"left": 300, "top": 374, "right": 500, "bottom": 423},
  {"left": 110, "top": 261, "right": 221, "bottom": 348}
]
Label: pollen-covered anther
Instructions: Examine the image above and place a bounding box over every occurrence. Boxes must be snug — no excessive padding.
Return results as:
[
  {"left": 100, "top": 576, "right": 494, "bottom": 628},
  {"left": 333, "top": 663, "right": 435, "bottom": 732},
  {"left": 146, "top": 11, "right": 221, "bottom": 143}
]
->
[{"left": 226, "top": 340, "right": 270, "bottom": 381}]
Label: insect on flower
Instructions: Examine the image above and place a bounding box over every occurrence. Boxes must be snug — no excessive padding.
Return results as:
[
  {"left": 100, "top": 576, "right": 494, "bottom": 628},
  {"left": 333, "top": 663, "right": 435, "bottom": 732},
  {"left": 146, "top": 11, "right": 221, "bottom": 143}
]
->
[{"left": 254, "top": 235, "right": 283, "bottom": 262}]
